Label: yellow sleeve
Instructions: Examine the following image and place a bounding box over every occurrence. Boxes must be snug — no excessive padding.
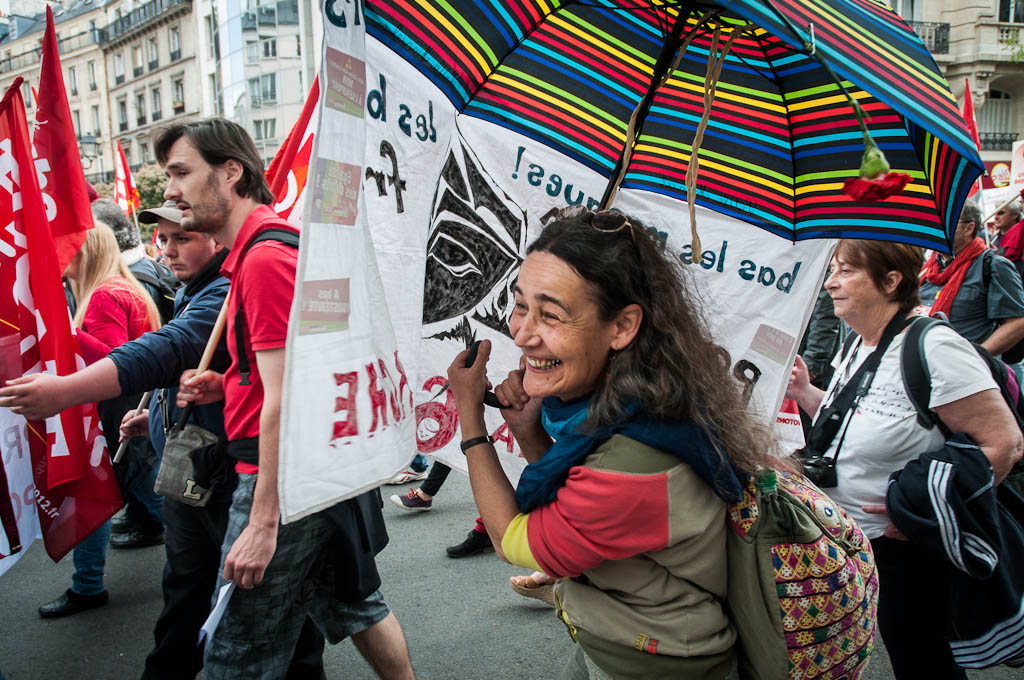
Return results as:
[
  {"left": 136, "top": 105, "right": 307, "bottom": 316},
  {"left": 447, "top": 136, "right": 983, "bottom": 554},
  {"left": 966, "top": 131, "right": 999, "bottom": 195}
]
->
[{"left": 501, "top": 512, "right": 542, "bottom": 571}]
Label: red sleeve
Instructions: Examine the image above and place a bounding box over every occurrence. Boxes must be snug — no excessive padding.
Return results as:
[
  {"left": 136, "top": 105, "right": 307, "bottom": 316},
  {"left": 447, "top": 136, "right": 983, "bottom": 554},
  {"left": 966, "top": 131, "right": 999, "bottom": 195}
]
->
[
  {"left": 81, "top": 288, "right": 131, "bottom": 349},
  {"left": 240, "top": 242, "right": 297, "bottom": 351},
  {"left": 75, "top": 329, "right": 110, "bottom": 364},
  {"left": 525, "top": 466, "right": 671, "bottom": 578}
]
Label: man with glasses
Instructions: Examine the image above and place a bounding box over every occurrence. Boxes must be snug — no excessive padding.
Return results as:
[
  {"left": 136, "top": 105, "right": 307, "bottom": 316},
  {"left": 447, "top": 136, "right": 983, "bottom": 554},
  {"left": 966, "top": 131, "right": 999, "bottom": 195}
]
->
[
  {"left": 992, "top": 202, "right": 1022, "bottom": 247},
  {"left": 920, "top": 199, "right": 1024, "bottom": 361}
]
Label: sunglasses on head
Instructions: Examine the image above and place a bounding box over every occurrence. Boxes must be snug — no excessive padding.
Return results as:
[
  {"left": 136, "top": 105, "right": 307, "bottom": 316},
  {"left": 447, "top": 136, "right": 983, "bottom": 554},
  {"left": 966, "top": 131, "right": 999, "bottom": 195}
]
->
[{"left": 558, "top": 206, "right": 637, "bottom": 242}]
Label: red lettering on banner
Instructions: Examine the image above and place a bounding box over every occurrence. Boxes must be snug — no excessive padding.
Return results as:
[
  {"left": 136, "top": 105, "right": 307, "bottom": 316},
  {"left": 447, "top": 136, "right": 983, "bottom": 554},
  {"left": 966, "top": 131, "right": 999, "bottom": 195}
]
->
[
  {"left": 491, "top": 423, "right": 516, "bottom": 455},
  {"left": 394, "top": 351, "right": 413, "bottom": 410},
  {"left": 415, "top": 376, "right": 458, "bottom": 453},
  {"left": 331, "top": 371, "right": 358, "bottom": 443},
  {"left": 365, "top": 361, "right": 388, "bottom": 435},
  {"left": 377, "top": 358, "right": 403, "bottom": 422}
]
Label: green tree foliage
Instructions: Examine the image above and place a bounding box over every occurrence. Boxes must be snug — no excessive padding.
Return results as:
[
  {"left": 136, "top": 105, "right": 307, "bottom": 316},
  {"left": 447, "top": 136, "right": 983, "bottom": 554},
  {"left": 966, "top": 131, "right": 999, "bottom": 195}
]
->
[{"left": 136, "top": 164, "right": 168, "bottom": 210}]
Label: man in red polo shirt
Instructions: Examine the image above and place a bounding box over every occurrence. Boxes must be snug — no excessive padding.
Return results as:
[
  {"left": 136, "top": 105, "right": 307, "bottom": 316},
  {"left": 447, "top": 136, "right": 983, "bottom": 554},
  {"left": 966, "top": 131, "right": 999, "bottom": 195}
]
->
[{"left": 160, "top": 119, "right": 414, "bottom": 680}]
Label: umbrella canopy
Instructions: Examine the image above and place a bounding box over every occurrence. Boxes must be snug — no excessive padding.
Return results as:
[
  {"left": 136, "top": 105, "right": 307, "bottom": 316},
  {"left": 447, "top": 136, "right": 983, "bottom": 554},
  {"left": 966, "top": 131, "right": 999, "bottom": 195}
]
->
[{"left": 366, "top": 0, "right": 983, "bottom": 252}]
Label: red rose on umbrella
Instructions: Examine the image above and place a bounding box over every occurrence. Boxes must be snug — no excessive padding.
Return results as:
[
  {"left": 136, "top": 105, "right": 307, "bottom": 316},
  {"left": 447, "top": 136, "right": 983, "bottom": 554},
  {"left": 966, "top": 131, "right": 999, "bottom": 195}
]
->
[{"left": 843, "top": 135, "right": 912, "bottom": 201}]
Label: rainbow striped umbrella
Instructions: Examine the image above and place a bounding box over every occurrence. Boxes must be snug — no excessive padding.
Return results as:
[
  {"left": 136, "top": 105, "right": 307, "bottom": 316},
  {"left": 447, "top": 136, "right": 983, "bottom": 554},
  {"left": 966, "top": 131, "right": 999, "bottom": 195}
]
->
[{"left": 367, "top": 0, "right": 982, "bottom": 252}]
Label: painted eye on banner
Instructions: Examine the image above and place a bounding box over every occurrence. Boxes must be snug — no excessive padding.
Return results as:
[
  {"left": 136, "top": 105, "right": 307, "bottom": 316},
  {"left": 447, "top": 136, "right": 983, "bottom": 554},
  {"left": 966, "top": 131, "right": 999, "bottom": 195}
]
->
[{"left": 422, "top": 129, "right": 526, "bottom": 337}]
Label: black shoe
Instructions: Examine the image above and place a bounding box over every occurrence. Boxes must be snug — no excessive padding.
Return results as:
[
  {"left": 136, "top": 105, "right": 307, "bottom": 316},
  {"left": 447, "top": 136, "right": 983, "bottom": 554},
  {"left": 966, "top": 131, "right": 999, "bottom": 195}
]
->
[
  {"left": 109, "top": 528, "right": 164, "bottom": 549},
  {"left": 39, "top": 589, "right": 108, "bottom": 618},
  {"left": 446, "top": 530, "right": 494, "bottom": 558},
  {"left": 110, "top": 516, "right": 139, "bottom": 535}
]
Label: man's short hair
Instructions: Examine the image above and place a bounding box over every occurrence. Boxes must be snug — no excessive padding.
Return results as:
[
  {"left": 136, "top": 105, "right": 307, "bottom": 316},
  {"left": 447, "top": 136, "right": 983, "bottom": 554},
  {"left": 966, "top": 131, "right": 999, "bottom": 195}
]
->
[
  {"left": 92, "top": 198, "right": 140, "bottom": 251},
  {"left": 154, "top": 118, "right": 274, "bottom": 205},
  {"left": 960, "top": 199, "right": 983, "bottom": 237},
  {"left": 1006, "top": 201, "right": 1023, "bottom": 220}
]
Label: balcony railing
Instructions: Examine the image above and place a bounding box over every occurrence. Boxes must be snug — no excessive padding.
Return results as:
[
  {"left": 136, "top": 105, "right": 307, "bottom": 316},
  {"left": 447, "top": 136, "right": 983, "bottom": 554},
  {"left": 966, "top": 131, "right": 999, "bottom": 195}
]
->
[
  {"left": 169, "top": 49, "right": 180, "bottom": 62},
  {"left": 980, "top": 132, "right": 1018, "bottom": 151},
  {"left": 102, "top": 0, "right": 192, "bottom": 43},
  {"left": 116, "top": 73, "right": 125, "bottom": 84},
  {"left": 0, "top": 30, "right": 102, "bottom": 74},
  {"left": 149, "top": 59, "right": 159, "bottom": 71},
  {"left": 137, "top": 116, "right": 147, "bottom": 127},
  {"left": 907, "top": 21, "right": 950, "bottom": 54}
]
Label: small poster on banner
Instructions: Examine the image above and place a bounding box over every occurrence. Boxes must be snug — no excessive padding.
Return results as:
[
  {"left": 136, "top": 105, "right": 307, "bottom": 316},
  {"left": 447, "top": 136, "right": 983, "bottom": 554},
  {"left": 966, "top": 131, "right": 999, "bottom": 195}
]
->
[
  {"left": 309, "top": 159, "right": 360, "bottom": 225},
  {"left": 324, "top": 47, "right": 366, "bottom": 116},
  {"left": 1010, "top": 141, "right": 1024, "bottom": 193},
  {"left": 299, "top": 279, "right": 351, "bottom": 335}
]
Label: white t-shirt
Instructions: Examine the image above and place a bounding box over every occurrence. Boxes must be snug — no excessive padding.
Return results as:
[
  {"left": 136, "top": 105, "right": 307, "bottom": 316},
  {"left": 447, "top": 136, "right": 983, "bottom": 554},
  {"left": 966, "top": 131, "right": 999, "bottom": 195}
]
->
[{"left": 817, "top": 323, "right": 996, "bottom": 538}]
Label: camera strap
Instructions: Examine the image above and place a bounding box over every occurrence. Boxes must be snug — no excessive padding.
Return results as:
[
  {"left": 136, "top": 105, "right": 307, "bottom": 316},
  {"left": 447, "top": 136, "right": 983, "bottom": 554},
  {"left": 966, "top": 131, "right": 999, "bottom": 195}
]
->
[{"left": 808, "top": 313, "right": 912, "bottom": 463}]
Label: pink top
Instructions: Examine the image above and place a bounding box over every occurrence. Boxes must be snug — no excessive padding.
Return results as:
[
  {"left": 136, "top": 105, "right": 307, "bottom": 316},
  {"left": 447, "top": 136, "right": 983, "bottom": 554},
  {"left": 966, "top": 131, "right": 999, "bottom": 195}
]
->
[{"left": 78, "top": 278, "right": 153, "bottom": 356}]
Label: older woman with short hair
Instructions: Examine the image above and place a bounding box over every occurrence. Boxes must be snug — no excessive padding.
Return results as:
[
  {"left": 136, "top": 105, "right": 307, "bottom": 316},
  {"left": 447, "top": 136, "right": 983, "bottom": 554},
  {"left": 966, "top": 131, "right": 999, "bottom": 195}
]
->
[
  {"left": 787, "top": 239, "right": 1022, "bottom": 680},
  {"left": 446, "top": 208, "right": 770, "bottom": 679}
]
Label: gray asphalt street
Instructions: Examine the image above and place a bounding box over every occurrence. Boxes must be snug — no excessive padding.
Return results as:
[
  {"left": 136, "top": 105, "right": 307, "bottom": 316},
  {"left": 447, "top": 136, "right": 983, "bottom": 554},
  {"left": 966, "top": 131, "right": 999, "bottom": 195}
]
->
[{"left": 1, "top": 471, "right": 1021, "bottom": 679}]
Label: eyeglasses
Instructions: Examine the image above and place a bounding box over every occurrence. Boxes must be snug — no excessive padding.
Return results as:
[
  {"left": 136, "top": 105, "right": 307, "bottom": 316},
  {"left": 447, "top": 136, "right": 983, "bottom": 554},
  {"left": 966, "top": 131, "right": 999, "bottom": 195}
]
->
[
  {"left": 997, "top": 211, "right": 1007, "bottom": 216},
  {"left": 558, "top": 206, "right": 637, "bottom": 242}
]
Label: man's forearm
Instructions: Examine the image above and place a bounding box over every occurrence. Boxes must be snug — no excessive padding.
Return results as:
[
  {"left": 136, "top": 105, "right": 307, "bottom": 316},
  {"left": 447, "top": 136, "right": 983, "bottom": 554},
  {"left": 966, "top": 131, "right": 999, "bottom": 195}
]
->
[
  {"left": 58, "top": 358, "right": 123, "bottom": 407},
  {"left": 250, "top": 401, "right": 281, "bottom": 529},
  {"left": 983, "top": 318, "right": 1024, "bottom": 356}
]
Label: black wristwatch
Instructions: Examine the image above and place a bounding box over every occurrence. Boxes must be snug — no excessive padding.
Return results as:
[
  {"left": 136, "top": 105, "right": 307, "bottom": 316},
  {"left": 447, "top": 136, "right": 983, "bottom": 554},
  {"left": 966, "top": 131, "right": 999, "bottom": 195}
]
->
[{"left": 460, "top": 435, "right": 493, "bottom": 453}]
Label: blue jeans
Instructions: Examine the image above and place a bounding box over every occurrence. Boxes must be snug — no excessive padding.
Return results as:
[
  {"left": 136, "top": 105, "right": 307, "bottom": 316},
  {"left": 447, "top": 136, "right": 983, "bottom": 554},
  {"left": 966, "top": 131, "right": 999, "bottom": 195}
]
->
[{"left": 71, "top": 521, "right": 110, "bottom": 596}]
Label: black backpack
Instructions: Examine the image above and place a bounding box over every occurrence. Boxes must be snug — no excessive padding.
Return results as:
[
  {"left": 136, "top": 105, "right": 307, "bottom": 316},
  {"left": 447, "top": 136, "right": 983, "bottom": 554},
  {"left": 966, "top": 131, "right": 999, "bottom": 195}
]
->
[
  {"left": 898, "top": 316, "right": 1024, "bottom": 493},
  {"left": 130, "top": 259, "right": 182, "bottom": 325}
]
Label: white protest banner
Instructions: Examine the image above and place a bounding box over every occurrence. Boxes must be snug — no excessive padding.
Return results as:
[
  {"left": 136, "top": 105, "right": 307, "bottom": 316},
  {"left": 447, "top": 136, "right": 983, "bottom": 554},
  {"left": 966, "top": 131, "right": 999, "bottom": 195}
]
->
[
  {"left": 277, "top": 5, "right": 830, "bottom": 520},
  {"left": 0, "top": 408, "right": 42, "bottom": 576}
]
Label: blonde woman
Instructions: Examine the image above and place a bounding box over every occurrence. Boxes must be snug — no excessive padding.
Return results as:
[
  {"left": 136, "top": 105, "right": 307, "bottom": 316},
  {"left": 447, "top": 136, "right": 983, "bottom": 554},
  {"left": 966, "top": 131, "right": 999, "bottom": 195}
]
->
[
  {"left": 66, "top": 221, "right": 160, "bottom": 354},
  {"left": 38, "top": 223, "right": 163, "bottom": 619}
]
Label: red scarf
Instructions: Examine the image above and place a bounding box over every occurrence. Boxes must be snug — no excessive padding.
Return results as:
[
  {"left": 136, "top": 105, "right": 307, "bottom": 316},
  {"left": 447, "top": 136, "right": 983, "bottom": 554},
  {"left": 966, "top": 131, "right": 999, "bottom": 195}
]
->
[
  {"left": 922, "top": 236, "right": 987, "bottom": 318},
  {"left": 1001, "top": 219, "right": 1024, "bottom": 260}
]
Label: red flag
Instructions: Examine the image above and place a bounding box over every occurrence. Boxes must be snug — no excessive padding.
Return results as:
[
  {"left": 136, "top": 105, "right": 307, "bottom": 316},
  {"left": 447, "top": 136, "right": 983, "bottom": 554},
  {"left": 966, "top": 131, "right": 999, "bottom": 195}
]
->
[
  {"left": 266, "top": 76, "right": 318, "bottom": 225},
  {"left": 114, "top": 139, "right": 139, "bottom": 215},
  {"left": 963, "top": 79, "right": 983, "bottom": 199},
  {"left": 33, "top": 6, "right": 94, "bottom": 273},
  {"left": 0, "top": 78, "right": 121, "bottom": 562}
]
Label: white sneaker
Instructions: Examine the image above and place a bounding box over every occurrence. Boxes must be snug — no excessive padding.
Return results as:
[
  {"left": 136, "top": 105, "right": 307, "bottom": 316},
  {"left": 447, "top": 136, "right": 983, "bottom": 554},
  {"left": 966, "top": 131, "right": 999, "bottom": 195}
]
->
[{"left": 386, "top": 468, "right": 429, "bottom": 485}]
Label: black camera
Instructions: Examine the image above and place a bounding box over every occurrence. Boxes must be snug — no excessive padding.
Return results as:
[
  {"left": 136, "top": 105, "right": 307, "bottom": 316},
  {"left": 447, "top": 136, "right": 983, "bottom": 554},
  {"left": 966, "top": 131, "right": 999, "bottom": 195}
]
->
[{"left": 800, "top": 453, "right": 838, "bottom": 488}]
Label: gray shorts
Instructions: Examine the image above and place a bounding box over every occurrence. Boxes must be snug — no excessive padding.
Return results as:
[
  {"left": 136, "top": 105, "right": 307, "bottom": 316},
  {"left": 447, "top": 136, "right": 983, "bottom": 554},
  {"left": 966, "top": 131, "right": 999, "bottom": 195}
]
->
[{"left": 203, "top": 474, "right": 390, "bottom": 680}]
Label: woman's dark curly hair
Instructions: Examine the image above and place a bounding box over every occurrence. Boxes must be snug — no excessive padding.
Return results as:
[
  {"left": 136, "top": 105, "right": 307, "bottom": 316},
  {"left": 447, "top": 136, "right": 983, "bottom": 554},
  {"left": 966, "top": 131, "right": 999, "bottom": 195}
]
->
[{"left": 526, "top": 208, "right": 772, "bottom": 476}]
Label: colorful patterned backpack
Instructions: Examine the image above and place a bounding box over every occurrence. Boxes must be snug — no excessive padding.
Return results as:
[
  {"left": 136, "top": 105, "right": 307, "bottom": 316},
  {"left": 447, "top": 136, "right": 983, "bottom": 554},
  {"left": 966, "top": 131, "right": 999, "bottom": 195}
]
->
[{"left": 726, "top": 469, "right": 878, "bottom": 680}]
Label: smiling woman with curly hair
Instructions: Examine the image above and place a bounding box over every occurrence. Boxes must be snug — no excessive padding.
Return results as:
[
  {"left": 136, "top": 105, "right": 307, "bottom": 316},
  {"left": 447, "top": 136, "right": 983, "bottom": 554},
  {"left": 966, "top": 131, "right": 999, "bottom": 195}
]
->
[{"left": 446, "top": 207, "right": 773, "bottom": 679}]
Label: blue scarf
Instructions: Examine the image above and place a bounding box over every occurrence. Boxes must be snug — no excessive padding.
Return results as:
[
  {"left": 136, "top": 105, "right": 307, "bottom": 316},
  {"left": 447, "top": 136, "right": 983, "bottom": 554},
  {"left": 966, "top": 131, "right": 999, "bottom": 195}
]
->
[{"left": 514, "top": 396, "right": 745, "bottom": 513}]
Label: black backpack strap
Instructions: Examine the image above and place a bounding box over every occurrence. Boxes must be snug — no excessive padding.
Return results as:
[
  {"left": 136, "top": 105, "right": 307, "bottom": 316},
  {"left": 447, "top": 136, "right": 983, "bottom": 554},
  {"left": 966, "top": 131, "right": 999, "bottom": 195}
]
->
[
  {"left": 900, "top": 315, "right": 950, "bottom": 433},
  {"left": 839, "top": 329, "right": 859, "bottom": 363},
  {"left": 234, "top": 228, "right": 300, "bottom": 386}
]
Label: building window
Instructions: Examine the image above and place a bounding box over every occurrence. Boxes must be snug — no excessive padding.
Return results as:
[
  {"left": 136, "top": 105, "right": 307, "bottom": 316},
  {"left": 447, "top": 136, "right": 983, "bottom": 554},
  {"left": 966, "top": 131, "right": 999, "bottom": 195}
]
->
[
  {"left": 889, "top": 0, "right": 918, "bottom": 22},
  {"left": 118, "top": 98, "right": 128, "bottom": 131},
  {"left": 68, "top": 66, "right": 78, "bottom": 95},
  {"left": 140, "top": 140, "right": 151, "bottom": 164},
  {"left": 253, "top": 118, "right": 276, "bottom": 140},
  {"left": 979, "top": 89, "right": 1016, "bottom": 151},
  {"left": 122, "top": 140, "right": 131, "bottom": 164},
  {"left": 169, "top": 25, "right": 181, "bottom": 61},
  {"left": 204, "top": 14, "right": 217, "bottom": 60},
  {"left": 172, "top": 77, "right": 185, "bottom": 112},
  {"left": 91, "top": 105, "right": 100, "bottom": 135},
  {"left": 114, "top": 52, "right": 125, "bottom": 84},
  {"left": 1000, "top": 0, "right": 1024, "bottom": 22},
  {"left": 209, "top": 73, "right": 222, "bottom": 115},
  {"left": 246, "top": 41, "right": 259, "bottom": 64},
  {"left": 23, "top": 80, "right": 32, "bottom": 108},
  {"left": 263, "top": 37, "right": 276, "bottom": 58},
  {"left": 71, "top": 110, "right": 80, "bottom": 136},
  {"left": 151, "top": 87, "right": 162, "bottom": 121},
  {"left": 248, "top": 73, "right": 276, "bottom": 106},
  {"left": 87, "top": 60, "right": 96, "bottom": 90},
  {"left": 135, "top": 92, "right": 146, "bottom": 127},
  {"left": 132, "top": 44, "right": 143, "bottom": 77},
  {"left": 148, "top": 38, "right": 159, "bottom": 70}
]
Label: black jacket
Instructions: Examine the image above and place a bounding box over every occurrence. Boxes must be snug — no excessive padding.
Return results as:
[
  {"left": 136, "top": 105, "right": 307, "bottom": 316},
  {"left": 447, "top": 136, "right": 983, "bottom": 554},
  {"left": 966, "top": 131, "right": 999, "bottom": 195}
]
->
[{"left": 887, "top": 434, "right": 1024, "bottom": 669}]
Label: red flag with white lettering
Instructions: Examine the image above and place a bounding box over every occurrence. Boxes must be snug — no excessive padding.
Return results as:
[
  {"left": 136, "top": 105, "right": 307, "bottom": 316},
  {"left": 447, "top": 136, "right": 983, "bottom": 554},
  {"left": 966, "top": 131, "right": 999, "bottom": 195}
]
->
[
  {"left": 266, "top": 76, "right": 318, "bottom": 225},
  {"left": 114, "top": 140, "right": 139, "bottom": 216},
  {"left": 0, "top": 78, "right": 121, "bottom": 562},
  {"left": 963, "top": 80, "right": 983, "bottom": 200},
  {"left": 33, "top": 6, "right": 94, "bottom": 273}
]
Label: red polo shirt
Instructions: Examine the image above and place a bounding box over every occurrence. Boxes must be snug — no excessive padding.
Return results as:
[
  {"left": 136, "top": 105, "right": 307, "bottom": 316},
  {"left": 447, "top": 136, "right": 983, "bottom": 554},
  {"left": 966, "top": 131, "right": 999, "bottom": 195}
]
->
[{"left": 221, "top": 205, "right": 298, "bottom": 470}]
